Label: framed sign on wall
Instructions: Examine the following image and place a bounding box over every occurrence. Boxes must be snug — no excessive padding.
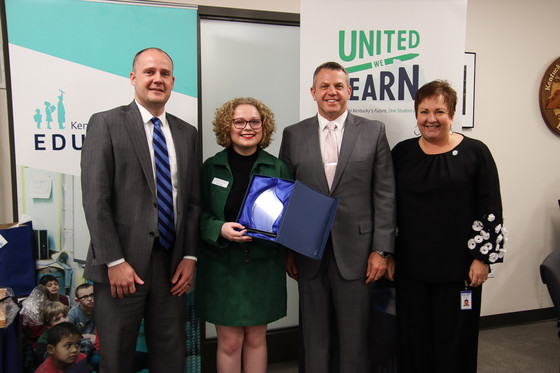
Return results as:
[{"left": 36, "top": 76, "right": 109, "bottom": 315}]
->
[
  {"left": 462, "top": 52, "right": 476, "bottom": 128},
  {"left": 539, "top": 56, "right": 560, "bottom": 136}
]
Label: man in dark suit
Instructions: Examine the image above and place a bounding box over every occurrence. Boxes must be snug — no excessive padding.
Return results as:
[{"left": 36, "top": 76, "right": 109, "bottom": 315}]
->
[
  {"left": 279, "top": 61, "right": 396, "bottom": 373},
  {"left": 81, "top": 48, "right": 200, "bottom": 373}
]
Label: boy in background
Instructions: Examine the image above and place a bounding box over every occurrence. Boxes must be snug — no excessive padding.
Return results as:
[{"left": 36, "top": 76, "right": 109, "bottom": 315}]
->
[
  {"left": 68, "top": 284, "right": 95, "bottom": 343},
  {"left": 39, "top": 275, "right": 69, "bottom": 306},
  {"left": 35, "top": 322, "right": 88, "bottom": 373},
  {"left": 68, "top": 283, "right": 97, "bottom": 363},
  {"left": 35, "top": 302, "right": 70, "bottom": 368}
]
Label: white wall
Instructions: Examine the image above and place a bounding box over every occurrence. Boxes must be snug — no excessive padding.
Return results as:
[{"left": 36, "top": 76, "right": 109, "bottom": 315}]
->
[
  {"left": 464, "top": 0, "right": 560, "bottom": 315},
  {"left": 1, "top": 0, "right": 559, "bottom": 316}
]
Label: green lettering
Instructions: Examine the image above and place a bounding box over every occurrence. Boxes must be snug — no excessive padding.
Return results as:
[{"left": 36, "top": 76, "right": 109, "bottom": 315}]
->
[
  {"left": 359, "top": 30, "right": 374, "bottom": 58},
  {"left": 397, "top": 30, "right": 407, "bottom": 50},
  {"left": 384, "top": 30, "right": 395, "bottom": 53},
  {"left": 339, "top": 30, "right": 356, "bottom": 62},
  {"left": 409, "top": 30, "right": 420, "bottom": 49}
]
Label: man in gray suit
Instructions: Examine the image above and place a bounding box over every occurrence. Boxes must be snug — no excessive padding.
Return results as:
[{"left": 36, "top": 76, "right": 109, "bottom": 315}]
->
[
  {"left": 81, "top": 48, "right": 200, "bottom": 372},
  {"left": 279, "top": 61, "right": 396, "bottom": 373}
]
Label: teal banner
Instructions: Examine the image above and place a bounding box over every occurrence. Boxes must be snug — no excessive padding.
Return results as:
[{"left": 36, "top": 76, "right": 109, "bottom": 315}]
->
[
  {"left": 5, "top": 1, "right": 201, "bottom": 371},
  {"left": 5, "top": 0, "right": 197, "bottom": 98}
]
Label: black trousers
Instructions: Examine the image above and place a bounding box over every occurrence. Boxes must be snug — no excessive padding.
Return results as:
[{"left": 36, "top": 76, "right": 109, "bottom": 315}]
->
[{"left": 396, "top": 279, "right": 482, "bottom": 373}]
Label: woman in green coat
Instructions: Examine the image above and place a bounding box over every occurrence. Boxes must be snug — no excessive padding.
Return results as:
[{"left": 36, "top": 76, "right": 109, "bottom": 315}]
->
[{"left": 197, "top": 97, "right": 291, "bottom": 373}]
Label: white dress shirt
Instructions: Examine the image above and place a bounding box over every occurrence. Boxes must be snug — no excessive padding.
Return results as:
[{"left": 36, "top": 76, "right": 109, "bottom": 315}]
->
[
  {"left": 318, "top": 110, "right": 348, "bottom": 160},
  {"left": 107, "top": 101, "right": 196, "bottom": 267}
]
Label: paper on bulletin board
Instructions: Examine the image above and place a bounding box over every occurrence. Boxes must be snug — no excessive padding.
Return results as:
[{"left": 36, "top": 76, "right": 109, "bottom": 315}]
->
[{"left": 29, "top": 175, "right": 52, "bottom": 199}]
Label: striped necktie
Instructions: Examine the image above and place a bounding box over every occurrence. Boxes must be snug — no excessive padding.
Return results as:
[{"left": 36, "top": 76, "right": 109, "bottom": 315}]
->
[
  {"left": 324, "top": 122, "right": 338, "bottom": 191},
  {"left": 151, "top": 117, "right": 175, "bottom": 249}
]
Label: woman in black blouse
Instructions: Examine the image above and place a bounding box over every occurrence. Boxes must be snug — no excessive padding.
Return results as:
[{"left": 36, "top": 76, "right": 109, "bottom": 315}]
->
[{"left": 392, "top": 80, "right": 506, "bottom": 373}]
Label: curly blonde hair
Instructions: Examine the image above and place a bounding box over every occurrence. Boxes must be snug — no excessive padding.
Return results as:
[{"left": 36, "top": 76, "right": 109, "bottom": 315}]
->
[{"left": 213, "top": 97, "right": 275, "bottom": 149}]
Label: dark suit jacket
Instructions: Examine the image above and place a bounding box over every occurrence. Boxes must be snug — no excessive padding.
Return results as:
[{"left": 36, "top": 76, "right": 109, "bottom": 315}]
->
[
  {"left": 81, "top": 101, "right": 200, "bottom": 283},
  {"left": 279, "top": 113, "right": 395, "bottom": 280}
]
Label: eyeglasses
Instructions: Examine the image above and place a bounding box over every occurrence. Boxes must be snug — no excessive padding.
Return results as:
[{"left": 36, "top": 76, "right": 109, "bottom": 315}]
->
[
  {"left": 232, "top": 119, "right": 262, "bottom": 130},
  {"left": 77, "top": 294, "right": 94, "bottom": 301}
]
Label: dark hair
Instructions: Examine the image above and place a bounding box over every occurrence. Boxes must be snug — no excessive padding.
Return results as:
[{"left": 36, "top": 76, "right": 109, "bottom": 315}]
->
[
  {"left": 75, "top": 283, "right": 93, "bottom": 298},
  {"left": 39, "top": 275, "right": 58, "bottom": 286},
  {"left": 213, "top": 97, "right": 275, "bottom": 149},
  {"left": 313, "top": 61, "right": 350, "bottom": 87},
  {"left": 132, "top": 48, "right": 174, "bottom": 71},
  {"left": 47, "top": 322, "right": 82, "bottom": 346},
  {"left": 414, "top": 80, "right": 457, "bottom": 118}
]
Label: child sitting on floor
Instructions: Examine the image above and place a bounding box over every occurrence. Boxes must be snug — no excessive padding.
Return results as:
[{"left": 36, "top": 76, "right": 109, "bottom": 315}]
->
[
  {"left": 39, "top": 275, "right": 69, "bottom": 306},
  {"left": 68, "top": 283, "right": 97, "bottom": 366},
  {"left": 35, "top": 322, "right": 89, "bottom": 373},
  {"left": 35, "top": 301, "right": 69, "bottom": 368}
]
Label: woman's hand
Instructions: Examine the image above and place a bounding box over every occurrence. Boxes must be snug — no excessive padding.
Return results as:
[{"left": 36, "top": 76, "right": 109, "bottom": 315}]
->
[
  {"left": 220, "top": 222, "right": 252, "bottom": 243},
  {"left": 468, "top": 259, "right": 489, "bottom": 287}
]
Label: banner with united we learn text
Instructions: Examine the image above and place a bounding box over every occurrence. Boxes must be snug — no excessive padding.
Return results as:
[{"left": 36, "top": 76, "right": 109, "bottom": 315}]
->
[{"left": 300, "top": 0, "right": 467, "bottom": 146}]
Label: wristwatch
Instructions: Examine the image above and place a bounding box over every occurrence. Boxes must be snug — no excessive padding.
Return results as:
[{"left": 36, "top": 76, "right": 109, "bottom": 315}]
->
[{"left": 375, "top": 250, "right": 390, "bottom": 258}]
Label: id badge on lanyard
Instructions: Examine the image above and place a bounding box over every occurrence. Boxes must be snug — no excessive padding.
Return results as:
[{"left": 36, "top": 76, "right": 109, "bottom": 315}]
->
[{"left": 461, "top": 282, "right": 472, "bottom": 311}]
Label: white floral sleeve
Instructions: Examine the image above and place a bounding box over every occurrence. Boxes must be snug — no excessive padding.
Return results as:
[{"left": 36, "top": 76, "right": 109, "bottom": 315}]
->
[{"left": 468, "top": 213, "right": 506, "bottom": 264}]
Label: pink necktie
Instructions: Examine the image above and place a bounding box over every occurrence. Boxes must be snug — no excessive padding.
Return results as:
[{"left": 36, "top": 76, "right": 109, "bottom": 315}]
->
[{"left": 324, "top": 122, "right": 338, "bottom": 190}]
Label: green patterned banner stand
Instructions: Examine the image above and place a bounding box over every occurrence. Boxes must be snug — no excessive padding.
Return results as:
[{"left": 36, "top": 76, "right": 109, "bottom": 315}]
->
[{"left": 186, "top": 292, "right": 201, "bottom": 373}]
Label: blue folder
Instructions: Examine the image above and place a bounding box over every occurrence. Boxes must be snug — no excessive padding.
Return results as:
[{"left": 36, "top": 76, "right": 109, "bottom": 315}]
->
[
  {"left": 238, "top": 175, "right": 338, "bottom": 260},
  {"left": 0, "top": 222, "right": 36, "bottom": 297}
]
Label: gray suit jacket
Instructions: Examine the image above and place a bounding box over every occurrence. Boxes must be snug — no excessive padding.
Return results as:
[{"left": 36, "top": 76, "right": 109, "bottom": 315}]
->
[
  {"left": 81, "top": 101, "right": 200, "bottom": 283},
  {"left": 279, "top": 113, "right": 395, "bottom": 280}
]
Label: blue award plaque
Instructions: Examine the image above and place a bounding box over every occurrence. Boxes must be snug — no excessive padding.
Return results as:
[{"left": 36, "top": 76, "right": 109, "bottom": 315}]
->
[{"left": 238, "top": 175, "right": 338, "bottom": 260}]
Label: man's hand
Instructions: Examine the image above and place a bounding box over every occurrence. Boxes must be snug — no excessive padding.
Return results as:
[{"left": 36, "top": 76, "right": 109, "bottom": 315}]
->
[
  {"left": 384, "top": 255, "right": 395, "bottom": 281},
  {"left": 365, "top": 251, "right": 388, "bottom": 284},
  {"left": 286, "top": 251, "right": 298, "bottom": 281},
  {"left": 468, "top": 259, "right": 489, "bottom": 287},
  {"left": 108, "top": 261, "right": 144, "bottom": 299},
  {"left": 170, "top": 258, "right": 196, "bottom": 296}
]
